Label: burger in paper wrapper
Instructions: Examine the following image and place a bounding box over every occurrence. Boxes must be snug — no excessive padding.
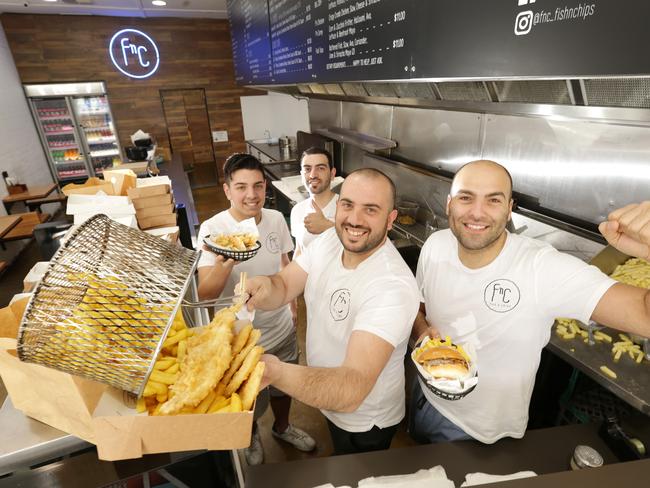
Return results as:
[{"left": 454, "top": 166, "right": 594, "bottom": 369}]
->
[{"left": 412, "top": 337, "right": 478, "bottom": 400}]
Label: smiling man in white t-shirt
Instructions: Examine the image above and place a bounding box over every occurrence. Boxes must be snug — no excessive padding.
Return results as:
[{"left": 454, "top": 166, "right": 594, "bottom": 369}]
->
[
  {"left": 243, "top": 168, "right": 420, "bottom": 455},
  {"left": 196, "top": 153, "right": 316, "bottom": 465},
  {"left": 410, "top": 159, "right": 650, "bottom": 445},
  {"left": 290, "top": 147, "right": 339, "bottom": 257}
]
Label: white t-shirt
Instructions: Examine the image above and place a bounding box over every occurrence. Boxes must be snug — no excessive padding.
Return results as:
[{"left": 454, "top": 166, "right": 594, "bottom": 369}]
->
[
  {"left": 296, "top": 228, "right": 421, "bottom": 432},
  {"left": 197, "top": 208, "right": 294, "bottom": 350},
  {"left": 416, "top": 229, "right": 616, "bottom": 444},
  {"left": 290, "top": 194, "right": 339, "bottom": 251}
]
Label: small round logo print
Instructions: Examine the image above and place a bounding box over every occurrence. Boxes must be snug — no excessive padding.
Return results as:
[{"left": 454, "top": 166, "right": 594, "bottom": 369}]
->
[
  {"left": 483, "top": 279, "right": 521, "bottom": 313},
  {"left": 329, "top": 289, "right": 351, "bottom": 321},
  {"left": 266, "top": 232, "right": 280, "bottom": 254}
]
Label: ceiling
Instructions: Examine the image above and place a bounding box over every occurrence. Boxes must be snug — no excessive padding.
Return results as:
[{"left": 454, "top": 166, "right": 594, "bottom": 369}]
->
[{"left": 0, "top": 0, "right": 228, "bottom": 18}]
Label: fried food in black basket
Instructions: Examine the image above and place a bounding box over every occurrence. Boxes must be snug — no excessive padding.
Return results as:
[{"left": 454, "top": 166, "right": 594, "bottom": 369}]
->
[
  {"left": 203, "top": 232, "right": 261, "bottom": 262},
  {"left": 412, "top": 337, "right": 478, "bottom": 401}
]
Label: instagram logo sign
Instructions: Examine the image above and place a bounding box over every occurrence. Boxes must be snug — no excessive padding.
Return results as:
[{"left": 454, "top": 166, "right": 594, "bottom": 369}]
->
[{"left": 515, "top": 0, "right": 535, "bottom": 36}]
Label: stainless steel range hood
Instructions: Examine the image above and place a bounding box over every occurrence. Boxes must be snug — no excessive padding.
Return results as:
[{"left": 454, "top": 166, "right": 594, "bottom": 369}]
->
[
  {"left": 254, "top": 77, "right": 650, "bottom": 123},
  {"left": 250, "top": 76, "right": 650, "bottom": 242}
]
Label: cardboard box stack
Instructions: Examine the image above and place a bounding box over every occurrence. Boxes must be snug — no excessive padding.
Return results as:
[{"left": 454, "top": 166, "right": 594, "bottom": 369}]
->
[{"left": 127, "top": 177, "right": 177, "bottom": 230}]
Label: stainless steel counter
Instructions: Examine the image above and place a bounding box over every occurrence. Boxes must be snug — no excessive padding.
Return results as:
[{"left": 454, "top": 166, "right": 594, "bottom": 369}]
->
[
  {"left": 0, "top": 397, "right": 90, "bottom": 477},
  {"left": 262, "top": 161, "right": 301, "bottom": 181},
  {"left": 247, "top": 140, "right": 300, "bottom": 163},
  {"left": 548, "top": 330, "right": 650, "bottom": 414},
  {"left": 245, "top": 423, "right": 627, "bottom": 488}
]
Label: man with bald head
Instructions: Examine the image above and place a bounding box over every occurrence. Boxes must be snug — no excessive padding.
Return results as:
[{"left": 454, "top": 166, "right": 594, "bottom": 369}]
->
[
  {"left": 243, "top": 168, "right": 420, "bottom": 454},
  {"left": 410, "top": 159, "right": 650, "bottom": 444}
]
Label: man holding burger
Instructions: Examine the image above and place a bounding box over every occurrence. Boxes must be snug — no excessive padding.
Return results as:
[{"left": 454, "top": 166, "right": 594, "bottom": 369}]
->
[
  {"left": 242, "top": 168, "right": 420, "bottom": 455},
  {"left": 410, "top": 159, "right": 650, "bottom": 445}
]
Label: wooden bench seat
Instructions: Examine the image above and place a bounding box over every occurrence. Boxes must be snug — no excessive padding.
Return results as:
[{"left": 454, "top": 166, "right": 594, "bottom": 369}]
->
[
  {"left": 1, "top": 212, "right": 51, "bottom": 242},
  {"left": 25, "top": 192, "right": 67, "bottom": 212}
]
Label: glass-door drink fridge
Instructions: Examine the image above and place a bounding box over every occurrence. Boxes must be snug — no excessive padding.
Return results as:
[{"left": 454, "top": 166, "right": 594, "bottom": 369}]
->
[{"left": 25, "top": 82, "right": 124, "bottom": 184}]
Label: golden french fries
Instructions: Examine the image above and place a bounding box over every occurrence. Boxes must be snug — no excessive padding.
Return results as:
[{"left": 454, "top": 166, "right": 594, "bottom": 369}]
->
[
  {"left": 139, "top": 306, "right": 265, "bottom": 416},
  {"left": 554, "top": 257, "right": 649, "bottom": 364},
  {"left": 240, "top": 361, "right": 265, "bottom": 411},
  {"left": 225, "top": 346, "right": 263, "bottom": 396}
]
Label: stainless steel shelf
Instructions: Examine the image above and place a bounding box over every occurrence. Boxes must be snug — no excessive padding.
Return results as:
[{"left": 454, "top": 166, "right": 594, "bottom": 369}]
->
[{"left": 315, "top": 127, "right": 397, "bottom": 151}]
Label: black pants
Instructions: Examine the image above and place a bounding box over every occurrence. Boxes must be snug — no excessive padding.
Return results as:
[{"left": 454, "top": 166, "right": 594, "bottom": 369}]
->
[{"left": 326, "top": 419, "right": 399, "bottom": 455}]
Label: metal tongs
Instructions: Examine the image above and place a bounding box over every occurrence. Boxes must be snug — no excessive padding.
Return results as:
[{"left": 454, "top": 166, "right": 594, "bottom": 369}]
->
[{"left": 182, "top": 272, "right": 249, "bottom": 309}]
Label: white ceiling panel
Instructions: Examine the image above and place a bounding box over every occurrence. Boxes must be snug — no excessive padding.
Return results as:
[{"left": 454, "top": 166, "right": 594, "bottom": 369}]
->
[{"left": 0, "top": 0, "right": 228, "bottom": 18}]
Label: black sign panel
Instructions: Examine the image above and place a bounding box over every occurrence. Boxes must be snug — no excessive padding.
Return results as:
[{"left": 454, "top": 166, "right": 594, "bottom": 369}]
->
[
  {"left": 268, "top": 0, "right": 414, "bottom": 83},
  {"left": 412, "top": 0, "right": 650, "bottom": 79},
  {"left": 227, "top": 0, "right": 273, "bottom": 84}
]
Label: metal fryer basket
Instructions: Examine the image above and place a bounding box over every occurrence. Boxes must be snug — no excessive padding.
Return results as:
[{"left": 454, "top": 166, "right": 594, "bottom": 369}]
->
[{"left": 17, "top": 214, "right": 200, "bottom": 395}]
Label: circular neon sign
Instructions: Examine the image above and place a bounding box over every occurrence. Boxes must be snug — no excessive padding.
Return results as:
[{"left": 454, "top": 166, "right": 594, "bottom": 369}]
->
[{"left": 109, "top": 29, "right": 160, "bottom": 79}]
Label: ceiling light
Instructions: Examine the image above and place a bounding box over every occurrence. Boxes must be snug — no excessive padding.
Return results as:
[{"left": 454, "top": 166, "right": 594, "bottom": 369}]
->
[
  {"left": 152, "top": 0, "right": 167, "bottom": 6},
  {"left": 43, "top": 0, "right": 58, "bottom": 3}
]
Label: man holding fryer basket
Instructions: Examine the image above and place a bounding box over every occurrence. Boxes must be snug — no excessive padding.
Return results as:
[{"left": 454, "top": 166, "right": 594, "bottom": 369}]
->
[
  {"left": 242, "top": 168, "right": 421, "bottom": 455},
  {"left": 410, "top": 159, "right": 650, "bottom": 445},
  {"left": 196, "top": 153, "right": 316, "bottom": 465}
]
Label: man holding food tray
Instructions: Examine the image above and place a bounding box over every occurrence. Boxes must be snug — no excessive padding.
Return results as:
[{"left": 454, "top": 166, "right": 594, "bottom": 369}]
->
[
  {"left": 196, "top": 153, "right": 316, "bottom": 465},
  {"left": 410, "top": 159, "right": 650, "bottom": 445},
  {"left": 241, "top": 168, "right": 421, "bottom": 455},
  {"left": 290, "top": 147, "right": 339, "bottom": 257}
]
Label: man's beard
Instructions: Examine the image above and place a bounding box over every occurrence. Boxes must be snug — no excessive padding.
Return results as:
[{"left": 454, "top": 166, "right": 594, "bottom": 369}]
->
[{"left": 336, "top": 221, "right": 387, "bottom": 255}]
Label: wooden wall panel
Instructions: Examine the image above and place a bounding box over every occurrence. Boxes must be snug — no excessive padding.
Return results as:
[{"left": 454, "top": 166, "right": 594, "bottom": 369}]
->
[{"left": 0, "top": 13, "right": 262, "bottom": 182}]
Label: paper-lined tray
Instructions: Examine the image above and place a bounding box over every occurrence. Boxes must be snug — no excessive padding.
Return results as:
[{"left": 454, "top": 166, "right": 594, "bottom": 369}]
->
[{"left": 412, "top": 339, "right": 479, "bottom": 400}]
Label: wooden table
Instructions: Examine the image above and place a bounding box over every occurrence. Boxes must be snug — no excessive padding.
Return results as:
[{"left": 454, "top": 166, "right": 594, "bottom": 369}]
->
[
  {"left": 0, "top": 215, "right": 22, "bottom": 240},
  {"left": 0, "top": 214, "right": 22, "bottom": 252},
  {"left": 2, "top": 183, "right": 57, "bottom": 214}
]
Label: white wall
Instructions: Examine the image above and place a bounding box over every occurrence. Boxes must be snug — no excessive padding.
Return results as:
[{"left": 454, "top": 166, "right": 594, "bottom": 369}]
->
[
  {"left": 0, "top": 22, "right": 52, "bottom": 216},
  {"left": 240, "top": 91, "right": 310, "bottom": 141}
]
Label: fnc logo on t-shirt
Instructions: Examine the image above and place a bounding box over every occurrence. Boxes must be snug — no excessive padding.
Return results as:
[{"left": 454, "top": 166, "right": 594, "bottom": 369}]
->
[
  {"left": 265, "top": 232, "right": 280, "bottom": 254},
  {"left": 330, "top": 289, "right": 351, "bottom": 321},
  {"left": 483, "top": 279, "right": 521, "bottom": 313}
]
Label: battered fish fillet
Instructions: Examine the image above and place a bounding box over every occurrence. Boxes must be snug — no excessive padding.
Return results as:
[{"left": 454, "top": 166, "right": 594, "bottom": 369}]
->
[{"left": 159, "top": 307, "right": 236, "bottom": 415}]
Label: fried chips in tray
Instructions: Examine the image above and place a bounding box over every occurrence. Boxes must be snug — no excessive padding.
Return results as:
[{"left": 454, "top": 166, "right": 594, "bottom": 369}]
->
[
  {"left": 138, "top": 304, "right": 265, "bottom": 415},
  {"left": 210, "top": 232, "right": 258, "bottom": 251}
]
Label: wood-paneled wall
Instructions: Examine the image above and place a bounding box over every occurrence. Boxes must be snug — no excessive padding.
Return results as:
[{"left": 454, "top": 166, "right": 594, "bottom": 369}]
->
[{"left": 0, "top": 13, "right": 261, "bottom": 180}]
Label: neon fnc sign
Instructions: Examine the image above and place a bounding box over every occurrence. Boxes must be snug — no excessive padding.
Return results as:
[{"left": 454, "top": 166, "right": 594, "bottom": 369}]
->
[{"left": 109, "top": 29, "right": 160, "bottom": 79}]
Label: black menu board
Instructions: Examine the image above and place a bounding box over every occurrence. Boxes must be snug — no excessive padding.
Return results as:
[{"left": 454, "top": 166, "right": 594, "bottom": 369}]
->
[
  {"left": 227, "top": 0, "right": 273, "bottom": 84},
  {"left": 411, "top": 0, "right": 650, "bottom": 79},
  {"left": 268, "top": 0, "right": 414, "bottom": 83},
  {"left": 228, "top": 0, "right": 650, "bottom": 85}
]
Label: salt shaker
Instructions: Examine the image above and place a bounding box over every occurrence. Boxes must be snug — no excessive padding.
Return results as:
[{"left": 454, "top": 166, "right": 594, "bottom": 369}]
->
[{"left": 570, "top": 445, "right": 603, "bottom": 470}]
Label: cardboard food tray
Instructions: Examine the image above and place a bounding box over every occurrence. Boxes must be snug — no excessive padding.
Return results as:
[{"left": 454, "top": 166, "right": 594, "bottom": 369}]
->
[
  {"left": 62, "top": 177, "right": 115, "bottom": 196},
  {"left": 138, "top": 212, "right": 177, "bottom": 230},
  {"left": 128, "top": 184, "right": 170, "bottom": 200},
  {"left": 0, "top": 298, "right": 254, "bottom": 461},
  {"left": 131, "top": 192, "right": 174, "bottom": 210},
  {"left": 135, "top": 203, "right": 175, "bottom": 219}
]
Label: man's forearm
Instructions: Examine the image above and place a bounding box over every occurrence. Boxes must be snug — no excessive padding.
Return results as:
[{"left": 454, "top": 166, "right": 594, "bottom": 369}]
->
[
  {"left": 253, "top": 274, "right": 292, "bottom": 310},
  {"left": 269, "top": 361, "right": 368, "bottom": 413},
  {"left": 197, "top": 268, "right": 228, "bottom": 300}
]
